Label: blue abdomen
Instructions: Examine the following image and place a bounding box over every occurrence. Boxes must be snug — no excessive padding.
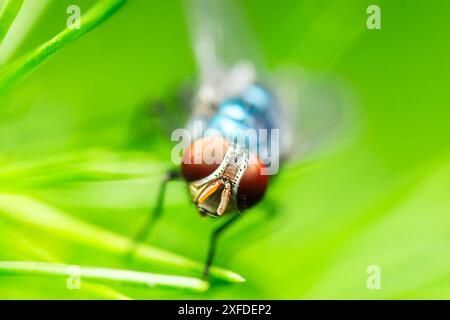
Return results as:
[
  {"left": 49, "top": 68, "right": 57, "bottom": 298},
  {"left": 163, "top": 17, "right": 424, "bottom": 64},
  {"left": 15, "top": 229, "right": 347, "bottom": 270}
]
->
[{"left": 206, "top": 84, "right": 279, "bottom": 160}]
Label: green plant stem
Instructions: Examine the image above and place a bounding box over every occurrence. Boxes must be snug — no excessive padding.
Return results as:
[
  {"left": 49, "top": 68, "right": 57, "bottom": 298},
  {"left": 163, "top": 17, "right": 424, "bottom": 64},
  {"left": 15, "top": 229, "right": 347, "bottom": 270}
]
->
[
  {"left": 0, "top": 261, "right": 209, "bottom": 292},
  {"left": 0, "top": 0, "right": 126, "bottom": 94},
  {"left": 0, "top": 0, "right": 24, "bottom": 44}
]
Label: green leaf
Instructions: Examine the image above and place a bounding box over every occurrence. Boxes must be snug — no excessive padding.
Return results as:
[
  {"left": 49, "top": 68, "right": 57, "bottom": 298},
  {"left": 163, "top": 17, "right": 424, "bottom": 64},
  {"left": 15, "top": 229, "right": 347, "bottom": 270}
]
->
[
  {"left": 0, "top": 0, "right": 127, "bottom": 94},
  {"left": 0, "top": 261, "right": 209, "bottom": 292},
  {"left": 0, "top": 149, "right": 168, "bottom": 189},
  {"left": 0, "top": 0, "right": 24, "bottom": 44}
]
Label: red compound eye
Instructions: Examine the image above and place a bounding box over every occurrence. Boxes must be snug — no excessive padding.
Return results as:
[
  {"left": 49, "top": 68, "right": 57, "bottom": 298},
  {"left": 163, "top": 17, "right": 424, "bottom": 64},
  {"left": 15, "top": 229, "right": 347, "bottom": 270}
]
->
[
  {"left": 236, "top": 153, "right": 268, "bottom": 211},
  {"left": 181, "top": 136, "right": 229, "bottom": 182}
]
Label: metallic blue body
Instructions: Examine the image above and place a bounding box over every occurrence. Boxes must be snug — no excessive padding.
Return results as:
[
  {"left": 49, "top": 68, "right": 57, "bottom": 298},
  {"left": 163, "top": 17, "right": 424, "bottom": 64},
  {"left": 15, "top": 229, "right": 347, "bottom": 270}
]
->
[{"left": 206, "top": 84, "right": 279, "bottom": 162}]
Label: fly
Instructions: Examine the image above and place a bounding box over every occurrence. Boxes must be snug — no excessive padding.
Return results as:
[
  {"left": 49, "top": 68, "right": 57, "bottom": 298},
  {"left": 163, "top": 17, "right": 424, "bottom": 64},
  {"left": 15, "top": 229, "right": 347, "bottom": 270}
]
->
[{"left": 131, "top": 0, "right": 351, "bottom": 278}]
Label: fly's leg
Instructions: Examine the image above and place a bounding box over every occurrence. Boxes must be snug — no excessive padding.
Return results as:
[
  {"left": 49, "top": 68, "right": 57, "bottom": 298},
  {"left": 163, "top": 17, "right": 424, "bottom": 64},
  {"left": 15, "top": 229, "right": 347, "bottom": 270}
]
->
[
  {"left": 204, "top": 213, "right": 242, "bottom": 278},
  {"left": 132, "top": 169, "right": 180, "bottom": 245}
]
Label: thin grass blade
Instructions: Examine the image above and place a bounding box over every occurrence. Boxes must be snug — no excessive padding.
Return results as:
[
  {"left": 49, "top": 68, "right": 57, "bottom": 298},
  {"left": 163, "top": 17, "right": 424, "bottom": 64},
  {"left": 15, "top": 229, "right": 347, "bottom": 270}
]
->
[
  {"left": 0, "top": 0, "right": 24, "bottom": 44},
  {"left": 0, "top": 0, "right": 127, "bottom": 94},
  {"left": 0, "top": 261, "right": 209, "bottom": 292}
]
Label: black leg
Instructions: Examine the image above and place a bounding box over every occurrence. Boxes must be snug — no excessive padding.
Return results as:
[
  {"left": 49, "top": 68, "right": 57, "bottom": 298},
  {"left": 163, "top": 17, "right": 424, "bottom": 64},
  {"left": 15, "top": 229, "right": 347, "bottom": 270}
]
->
[
  {"left": 204, "top": 213, "right": 242, "bottom": 278},
  {"left": 133, "top": 169, "right": 180, "bottom": 245}
]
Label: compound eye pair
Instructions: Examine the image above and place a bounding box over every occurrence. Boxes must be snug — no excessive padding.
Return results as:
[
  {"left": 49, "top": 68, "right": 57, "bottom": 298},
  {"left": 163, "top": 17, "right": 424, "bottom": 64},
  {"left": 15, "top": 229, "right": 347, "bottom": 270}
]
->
[{"left": 181, "top": 136, "right": 269, "bottom": 214}]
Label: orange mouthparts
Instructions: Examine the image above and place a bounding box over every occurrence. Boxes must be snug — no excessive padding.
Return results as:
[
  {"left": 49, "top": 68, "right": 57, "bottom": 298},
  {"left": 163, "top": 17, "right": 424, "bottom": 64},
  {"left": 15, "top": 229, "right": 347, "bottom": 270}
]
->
[{"left": 197, "top": 179, "right": 232, "bottom": 216}]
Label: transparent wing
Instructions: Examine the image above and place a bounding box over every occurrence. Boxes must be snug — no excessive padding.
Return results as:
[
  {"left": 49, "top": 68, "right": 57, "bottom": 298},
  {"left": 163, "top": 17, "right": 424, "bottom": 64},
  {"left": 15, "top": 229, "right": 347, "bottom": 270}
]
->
[
  {"left": 184, "top": 0, "right": 263, "bottom": 111},
  {"left": 268, "top": 65, "right": 358, "bottom": 166},
  {"left": 184, "top": 0, "right": 358, "bottom": 162},
  {"left": 130, "top": 0, "right": 271, "bottom": 151}
]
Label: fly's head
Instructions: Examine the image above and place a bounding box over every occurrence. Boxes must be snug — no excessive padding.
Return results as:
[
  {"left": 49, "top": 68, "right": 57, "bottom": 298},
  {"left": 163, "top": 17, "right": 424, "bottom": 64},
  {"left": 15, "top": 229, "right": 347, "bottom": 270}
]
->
[{"left": 181, "top": 136, "right": 268, "bottom": 217}]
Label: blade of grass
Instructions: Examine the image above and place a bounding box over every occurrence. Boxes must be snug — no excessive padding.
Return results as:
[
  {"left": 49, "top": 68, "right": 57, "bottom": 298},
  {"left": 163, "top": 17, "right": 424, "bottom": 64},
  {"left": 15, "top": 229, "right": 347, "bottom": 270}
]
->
[
  {"left": 0, "top": 261, "right": 209, "bottom": 292},
  {"left": 0, "top": 0, "right": 24, "bottom": 44},
  {"left": 0, "top": 149, "right": 168, "bottom": 190},
  {"left": 0, "top": 0, "right": 52, "bottom": 65},
  {"left": 0, "top": 0, "right": 127, "bottom": 94},
  {"left": 0, "top": 193, "right": 245, "bottom": 283},
  {"left": 0, "top": 221, "right": 133, "bottom": 299}
]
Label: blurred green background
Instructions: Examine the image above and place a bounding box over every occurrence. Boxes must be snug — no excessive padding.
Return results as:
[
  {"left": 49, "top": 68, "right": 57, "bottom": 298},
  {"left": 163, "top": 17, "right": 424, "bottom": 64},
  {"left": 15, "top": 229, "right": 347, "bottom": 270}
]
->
[{"left": 0, "top": 0, "right": 449, "bottom": 299}]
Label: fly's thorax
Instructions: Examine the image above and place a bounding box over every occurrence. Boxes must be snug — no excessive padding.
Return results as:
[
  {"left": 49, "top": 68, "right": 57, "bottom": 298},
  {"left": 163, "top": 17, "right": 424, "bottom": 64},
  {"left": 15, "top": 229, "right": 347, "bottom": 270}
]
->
[{"left": 181, "top": 136, "right": 269, "bottom": 217}]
